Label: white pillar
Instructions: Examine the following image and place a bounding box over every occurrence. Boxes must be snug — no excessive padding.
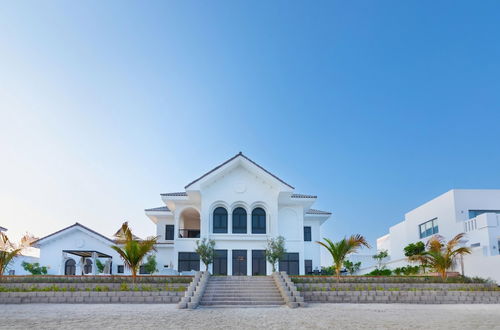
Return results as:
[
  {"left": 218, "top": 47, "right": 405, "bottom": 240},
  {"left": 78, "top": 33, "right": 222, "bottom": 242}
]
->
[
  {"left": 59, "top": 252, "right": 67, "bottom": 275},
  {"left": 92, "top": 252, "right": 98, "bottom": 275}
]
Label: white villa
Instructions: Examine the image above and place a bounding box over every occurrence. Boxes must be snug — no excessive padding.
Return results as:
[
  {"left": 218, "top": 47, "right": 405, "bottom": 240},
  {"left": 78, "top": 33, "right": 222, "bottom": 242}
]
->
[
  {"left": 20, "top": 153, "right": 331, "bottom": 276},
  {"left": 375, "top": 189, "right": 500, "bottom": 282}
]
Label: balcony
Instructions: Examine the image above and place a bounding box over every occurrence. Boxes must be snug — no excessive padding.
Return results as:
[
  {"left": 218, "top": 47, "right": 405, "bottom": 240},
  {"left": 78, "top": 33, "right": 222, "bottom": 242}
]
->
[{"left": 178, "top": 229, "right": 200, "bottom": 238}]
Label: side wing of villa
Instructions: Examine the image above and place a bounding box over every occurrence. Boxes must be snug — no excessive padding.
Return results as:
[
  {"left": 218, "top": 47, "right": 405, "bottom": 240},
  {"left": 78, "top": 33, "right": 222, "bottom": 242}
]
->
[{"left": 374, "top": 189, "right": 500, "bottom": 282}]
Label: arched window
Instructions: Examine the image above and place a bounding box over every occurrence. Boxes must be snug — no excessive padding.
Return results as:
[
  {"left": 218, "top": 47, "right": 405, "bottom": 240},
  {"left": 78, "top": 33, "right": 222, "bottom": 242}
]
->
[
  {"left": 84, "top": 259, "right": 93, "bottom": 274},
  {"left": 213, "top": 207, "right": 228, "bottom": 233},
  {"left": 65, "top": 259, "right": 76, "bottom": 275},
  {"left": 232, "top": 207, "right": 247, "bottom": 234},
  {"left": 252, "top": 207, "right": 266, "bottom": 234}
]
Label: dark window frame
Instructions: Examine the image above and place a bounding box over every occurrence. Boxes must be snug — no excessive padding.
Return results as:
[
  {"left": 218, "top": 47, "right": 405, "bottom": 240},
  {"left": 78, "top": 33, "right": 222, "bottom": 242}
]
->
[
  {"left": 165, "top": 224, "right": 174, "bottom": 240},
  {"left": 232, "top": 207, "right": 247, "bottom": 234},
  {"left": 213, "top": 207, "right": 228, "bottom": 233},
  {"left": 251, "top": 207, "right": 266, "bottom": 234},
  {"left": 304, "top": 226, "right": 312, "bottom": 241},
  {"left": 419, "top": 218, "right": 439, "bottom": 239},
  {"left": 305, "top": 259, "right": 313, "bottom": 275},
  {"left": 117, "top": 265, "right": 124, "bottom": 274},
  {"left": 178, "top": 252, "right": 200, "bottom": 272}
]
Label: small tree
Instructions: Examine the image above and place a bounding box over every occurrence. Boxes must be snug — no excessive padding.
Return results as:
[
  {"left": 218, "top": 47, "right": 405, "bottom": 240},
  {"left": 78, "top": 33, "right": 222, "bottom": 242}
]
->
[
  {"left": 95, "top": 259, "right": 105, "bottom": 274},
  {"left": 143, "top": 254, "right": 158, "bottom": 274},
  {"left": 419, "top": 233, "right": 471, "bottom": 280},
  {"left": 111, "top": 222, "right": 158, "bottom": 282},
  {"left": 404, "top": 241, "right": 427, "bottom": 273},
  {"left": 21, "top": 262, "right": 48, "bottom": 275},
  {"left": 373, "top": 250, "right": 389, "bottom": 270},
  {"left": 343, "top": 260, "right": 361, "bottom": 275},
  {"left": 195, "top": 238, "right": 216, "bottom": 272},
  {"left": 265, "top": 236, "right": 286, "bottom": 272},
  {"left": 0, "top": 232, "right": 34, "bottom": 276},
  {"left": 318, "top": 235, "right": 370, "bottom": 281}
]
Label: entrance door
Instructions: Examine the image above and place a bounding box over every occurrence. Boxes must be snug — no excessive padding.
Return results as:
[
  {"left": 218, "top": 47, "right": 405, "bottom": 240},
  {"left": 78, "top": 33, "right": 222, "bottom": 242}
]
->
[
  {"left": 252, "top": 250, "right": 266, "bottom": 275},
  {"left": 232, "top": 250, "right": 247, "bottom": 276},
  {"left": 279, "top": 253, "right": 299, "bottom": 275},
  {"left": 213, "top": 250, "right": 228, "bottom": 275}
]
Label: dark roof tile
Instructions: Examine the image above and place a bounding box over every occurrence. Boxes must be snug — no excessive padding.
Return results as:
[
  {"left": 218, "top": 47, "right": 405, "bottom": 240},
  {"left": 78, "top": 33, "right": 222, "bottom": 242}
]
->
[
  {"left": 306, "top": 208, "right": 332, "bottom": 215},
  {"left": 145, "top": 206, "right": 170, "bottom": 212}
]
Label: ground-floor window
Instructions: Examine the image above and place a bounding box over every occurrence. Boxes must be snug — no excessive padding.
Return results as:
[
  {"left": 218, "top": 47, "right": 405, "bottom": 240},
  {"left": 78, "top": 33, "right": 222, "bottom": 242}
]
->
[
  {"left": 213, "top": 250, "right": 228, "bottom": 275},
  {"left": 84, "top": 259, "right": 92, "bottom": 274},
  {"left": 252, "top": 250, "right": 266, "bottom": 275},
  {"left": 304, "top": 259, "right": 313, "bottom": 275},
  {"left": 279, "top": 253, "right": 299, "bottom": 275},
  {"left": 232, "top": 250, "right": 247, "bottom": 275},
  {"left": 178, "top": 252, "right": 200, "bottom": 272},
  {"left": 65, "top": 259, "right": 76, "bottom": 275},
  {"left": 139, "top": 265, "right": 148, "bottom": 274},
  {"left": 117, "top": 265, "right": 124, "bottom": 274}
]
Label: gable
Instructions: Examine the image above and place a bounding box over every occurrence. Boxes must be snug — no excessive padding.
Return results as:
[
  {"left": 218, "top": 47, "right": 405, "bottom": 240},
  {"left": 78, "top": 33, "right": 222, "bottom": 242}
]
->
[
  {"left": 33, "top": 223, "right": 114, "bottom": 248},
  {"left": 185, "top": 152, "right": 294, "bottom": 193}
]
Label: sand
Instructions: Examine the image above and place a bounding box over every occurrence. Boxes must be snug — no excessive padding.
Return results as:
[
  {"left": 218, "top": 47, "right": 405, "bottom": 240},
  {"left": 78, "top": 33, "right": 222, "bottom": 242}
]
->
[{"left": 0, "top": 303, "right": 499, "bottom": 330}]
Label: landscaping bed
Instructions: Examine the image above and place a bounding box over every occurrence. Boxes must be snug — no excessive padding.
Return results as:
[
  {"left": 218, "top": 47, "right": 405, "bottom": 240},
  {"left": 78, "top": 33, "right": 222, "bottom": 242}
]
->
[
  {"left": 0, "top": 275, "right": 192, "bottom": 304},
  {"left": 291, "top": 276, "right": 500, "bottom": 304}
]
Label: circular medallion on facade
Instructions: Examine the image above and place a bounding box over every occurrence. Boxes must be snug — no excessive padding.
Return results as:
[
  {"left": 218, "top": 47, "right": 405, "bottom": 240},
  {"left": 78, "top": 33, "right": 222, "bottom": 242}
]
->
[
  {"left": 75, "top": 238, "right": 85, "bottom": 248},
  {"left": 234, "top": 182, "right": 247, "bottom": 193}
]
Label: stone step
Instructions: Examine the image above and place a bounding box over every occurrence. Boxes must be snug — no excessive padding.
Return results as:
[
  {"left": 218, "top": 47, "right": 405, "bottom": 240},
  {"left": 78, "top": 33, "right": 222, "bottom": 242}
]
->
[
  {"left": 203, "top": 294, "right": 283, "bottom": 299},
  {"left": 200, "top": 301, "right": 285, "bottom": 306},
  {"left": 202, "top": 297, "right": 284, "bottom": 302}
]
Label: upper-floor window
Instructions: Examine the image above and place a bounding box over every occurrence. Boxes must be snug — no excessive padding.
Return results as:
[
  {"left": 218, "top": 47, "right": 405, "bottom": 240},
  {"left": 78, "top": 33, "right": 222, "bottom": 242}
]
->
[
  {"left": 304, "top": 226, "right": 312, "bottom": 241},
  {"left": 213, "top": 207, "right": 228, "bottom": 233},
  {"left": 165, "top": 225, "right": 174, "bottom": 240},
  {"left": 468, "top": 210, "right": 500, "bottom": 219},
  {"left": 419, "top": 218, "right": 438, "bottom": 239},
  {"left": 232, "top": 207, "right": 247, "bottom": 234},
  {"left": 252, "top": 207, "right": 266, "bottom": 234}
]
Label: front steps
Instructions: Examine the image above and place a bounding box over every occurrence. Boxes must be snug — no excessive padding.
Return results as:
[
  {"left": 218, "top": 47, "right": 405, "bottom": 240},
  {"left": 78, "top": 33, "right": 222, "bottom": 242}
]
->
[{"left": 200, "top": 276, "right": 286, "bottom": 307}]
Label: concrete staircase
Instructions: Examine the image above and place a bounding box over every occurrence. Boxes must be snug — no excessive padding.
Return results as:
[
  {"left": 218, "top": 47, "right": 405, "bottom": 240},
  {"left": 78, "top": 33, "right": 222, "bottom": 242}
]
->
[{"left": 199, "top": 276, "right": 285, "bottom": 307}]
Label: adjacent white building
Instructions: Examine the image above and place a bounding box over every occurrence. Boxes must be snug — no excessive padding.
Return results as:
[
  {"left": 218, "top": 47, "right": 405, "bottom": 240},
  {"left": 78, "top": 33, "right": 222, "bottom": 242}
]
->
[
  {"left": 1, "top": 226, "right": 39, "bottom": 276},
  {"left": 375, "top": 189, "right": 500, "bottom": 282},
  {"left": 21, "top": 153, "right": 331, "bottom": 276}
]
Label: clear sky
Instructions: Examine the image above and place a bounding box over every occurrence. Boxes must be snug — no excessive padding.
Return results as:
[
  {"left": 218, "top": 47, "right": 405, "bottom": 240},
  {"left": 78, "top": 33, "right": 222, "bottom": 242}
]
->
[{"left": 1, "top": 1, "right": 499, "bottom": 257}]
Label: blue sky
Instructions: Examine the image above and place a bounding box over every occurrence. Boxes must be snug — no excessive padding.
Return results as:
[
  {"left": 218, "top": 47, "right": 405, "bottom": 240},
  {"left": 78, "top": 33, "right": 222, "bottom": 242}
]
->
[{"left": 1, "top": 1, "right": 499, "bottom": 256}]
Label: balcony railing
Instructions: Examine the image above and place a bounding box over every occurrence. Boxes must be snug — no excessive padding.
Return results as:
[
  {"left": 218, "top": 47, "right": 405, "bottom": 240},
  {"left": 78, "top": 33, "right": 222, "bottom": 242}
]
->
[{"left": 178, "top": 229, "right": 200, "bottom": 238}]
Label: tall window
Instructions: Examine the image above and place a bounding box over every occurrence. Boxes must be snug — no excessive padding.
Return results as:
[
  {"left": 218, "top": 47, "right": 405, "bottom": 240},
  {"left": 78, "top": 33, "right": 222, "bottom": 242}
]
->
[
  {"left": 84, "top": 259, "right": 92, "bottom": 274},
  {"left": 252, "top": 207, "right": 266, "bottom": 234},
  {"left": 213, "top": 207, "right": 228, "bottom": 233},
  {"left": 419, "top": 218, "right": 439, "bottom": 239},
  {"left": 305, "top": 260, "right": 313, "bottom": 275},
  {"left": 165, "top": 225, "right": 174, "bottom": 240},
  {"left": 232, "top": 207, "right": 247, "bottom": 233},
  {"left": 304, "top": 226, "right": 312, "bottom": 241},
  {"left": 65, "top": 259, "right": 76, "bottom": 275}
]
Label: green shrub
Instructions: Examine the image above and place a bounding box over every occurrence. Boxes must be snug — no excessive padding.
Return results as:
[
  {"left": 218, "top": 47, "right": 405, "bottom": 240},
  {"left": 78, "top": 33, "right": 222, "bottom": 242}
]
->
[{"left": 367, "top": 269, "right": 392, "bottom": 276}]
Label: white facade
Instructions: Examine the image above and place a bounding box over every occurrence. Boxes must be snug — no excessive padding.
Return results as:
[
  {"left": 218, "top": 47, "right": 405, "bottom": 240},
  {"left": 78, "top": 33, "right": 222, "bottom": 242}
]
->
[
  {"left": 33, "top": 223, "right": 127, "bottom": 275},
  {"left": 27, "top": 153, "right": 331, "bottom": 276},
  {"left": 375, "top": 189, "right": 500, "bottom": 282},
  {"left": 146, "top": 152, "right": 331, "bottom": 275}
]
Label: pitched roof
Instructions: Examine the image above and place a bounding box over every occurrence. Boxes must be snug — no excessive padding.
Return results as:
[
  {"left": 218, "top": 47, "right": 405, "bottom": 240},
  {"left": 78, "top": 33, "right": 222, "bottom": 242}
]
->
[
  {"left": 291, "top": 193, "right": 317, "bottom": 199},
  {"left": 160, "top": 192, "right": 187, "bottom": 197},
  {"left": 306, "top": 208, "right": 332, "bottom": 215},
  {"left": 32, "top": 222, "right": 114, "bottom": 246},
  {"left": 144, "top": 206, "right": 170, "bottom": 212},
  {"left": 184, "top": 152, "right": 294, "bottom": 189}
]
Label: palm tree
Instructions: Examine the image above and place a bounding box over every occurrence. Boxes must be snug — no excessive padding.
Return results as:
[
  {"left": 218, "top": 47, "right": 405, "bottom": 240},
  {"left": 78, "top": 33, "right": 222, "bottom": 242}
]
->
[
  {"left": 418, "top": 233, "right": 471, "bottom": 280},
  {"left": 111, "top": 222, "right": 157, "bottom": 282},
  {"left": 317, "top": 235, "right": 371, "bottom": 281},
  {"left": 0, "top": 232, "right": 34, "bottom": 276}
]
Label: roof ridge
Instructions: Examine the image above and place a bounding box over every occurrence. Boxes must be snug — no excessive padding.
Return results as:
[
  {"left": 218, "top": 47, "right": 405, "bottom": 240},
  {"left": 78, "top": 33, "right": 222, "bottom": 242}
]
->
[
  {"left": 32, "top": 222, "right": 114, "bottom": 245},
  {"left": 184, "top": 152, "right": 294, "bottom": 189}
]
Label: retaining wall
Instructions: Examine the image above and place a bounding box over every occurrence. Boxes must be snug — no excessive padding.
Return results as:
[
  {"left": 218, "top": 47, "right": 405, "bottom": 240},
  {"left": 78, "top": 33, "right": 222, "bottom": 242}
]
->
[
  {"left": 0, "top": 291, "right": 184, "bottom": 304},
  {"left": 302, "top": 290, "right": 500, "bottom": 304}
]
